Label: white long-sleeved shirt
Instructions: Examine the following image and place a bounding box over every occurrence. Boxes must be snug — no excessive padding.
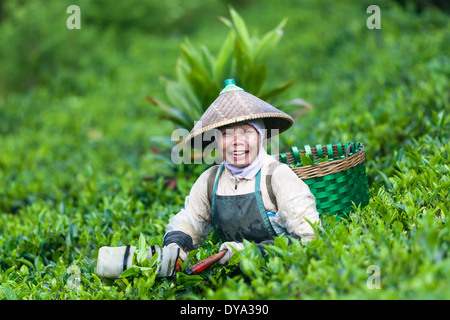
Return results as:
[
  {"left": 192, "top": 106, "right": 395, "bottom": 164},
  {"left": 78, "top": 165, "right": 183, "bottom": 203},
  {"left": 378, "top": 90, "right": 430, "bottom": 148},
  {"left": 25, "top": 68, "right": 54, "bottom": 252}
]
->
[{"left": 165, "top": 155, "right": 320, "bottom": 247}]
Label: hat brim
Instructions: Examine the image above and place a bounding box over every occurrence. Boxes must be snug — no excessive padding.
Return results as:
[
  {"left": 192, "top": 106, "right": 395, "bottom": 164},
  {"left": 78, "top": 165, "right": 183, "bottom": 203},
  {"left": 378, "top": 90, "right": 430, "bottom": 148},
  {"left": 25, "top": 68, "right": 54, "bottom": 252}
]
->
[
  {"left": 185, "top": 114, "right": 293, "bottom": 150},
  {"left": 183, "top": 90, "right": 294, "bottom": 150}
]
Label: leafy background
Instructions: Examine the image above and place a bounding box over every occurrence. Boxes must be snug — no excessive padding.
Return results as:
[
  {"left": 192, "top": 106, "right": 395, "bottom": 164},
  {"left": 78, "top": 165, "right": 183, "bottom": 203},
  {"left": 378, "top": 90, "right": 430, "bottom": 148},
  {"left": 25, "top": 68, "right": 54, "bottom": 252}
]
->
[{"left": 0, "top": 0, "right": 449, "bottom": 300}]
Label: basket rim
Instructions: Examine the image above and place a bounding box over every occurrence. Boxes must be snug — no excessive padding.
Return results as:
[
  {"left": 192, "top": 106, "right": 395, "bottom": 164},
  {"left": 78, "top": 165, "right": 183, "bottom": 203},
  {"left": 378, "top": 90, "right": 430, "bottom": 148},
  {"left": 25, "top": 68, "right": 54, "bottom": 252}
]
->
[{"left": 275, "top": 142, "right": 366, "bottom": 180}]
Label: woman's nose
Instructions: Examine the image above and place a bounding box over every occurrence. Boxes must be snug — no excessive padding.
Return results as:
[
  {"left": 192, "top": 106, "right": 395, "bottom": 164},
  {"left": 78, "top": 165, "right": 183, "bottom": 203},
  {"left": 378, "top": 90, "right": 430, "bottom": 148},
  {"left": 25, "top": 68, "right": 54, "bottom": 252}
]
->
[{"left": 233, "top": 133, "right": 245, "bottom": 144}]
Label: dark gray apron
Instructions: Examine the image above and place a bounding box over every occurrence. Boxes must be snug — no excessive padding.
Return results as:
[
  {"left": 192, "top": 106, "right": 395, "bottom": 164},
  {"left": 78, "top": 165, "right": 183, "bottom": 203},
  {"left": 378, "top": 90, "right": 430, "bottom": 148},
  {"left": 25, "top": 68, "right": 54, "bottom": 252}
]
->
[{"left": 211, "top": 164, "right": 277, "bottom": 242}]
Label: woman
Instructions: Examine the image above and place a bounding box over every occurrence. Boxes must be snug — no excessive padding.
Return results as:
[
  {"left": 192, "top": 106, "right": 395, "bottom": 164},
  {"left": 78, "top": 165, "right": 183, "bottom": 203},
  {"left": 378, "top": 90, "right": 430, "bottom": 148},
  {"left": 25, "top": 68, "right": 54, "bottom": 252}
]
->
[
  {"left": 96, "top": 79, "right": 320, "bottom": 279},
  {"left": 162, "top": 79, "right": 320, "bottom": 268}
]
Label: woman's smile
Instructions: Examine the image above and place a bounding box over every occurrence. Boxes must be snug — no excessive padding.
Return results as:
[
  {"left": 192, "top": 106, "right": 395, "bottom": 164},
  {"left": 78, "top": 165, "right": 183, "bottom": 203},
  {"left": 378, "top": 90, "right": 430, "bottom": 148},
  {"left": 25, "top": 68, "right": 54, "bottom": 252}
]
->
[{"left": 231, "top": 149, "right": 249, "bottom": 161}]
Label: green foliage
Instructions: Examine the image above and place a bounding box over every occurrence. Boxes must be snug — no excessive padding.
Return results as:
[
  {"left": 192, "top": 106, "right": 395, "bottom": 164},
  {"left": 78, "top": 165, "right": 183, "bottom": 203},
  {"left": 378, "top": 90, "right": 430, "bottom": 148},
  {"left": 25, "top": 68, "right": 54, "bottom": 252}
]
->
[
  {"left": 0, "top": 0, "right": 449, "bottom": 300},
  {"left": 147, "top": 8, "right": 296, "bottom": 133},
  {"left": 291, "top": 153, "right": 328, "bottom": 167},
  {"left": 146, "top": 7, "right": 300, "bottom": 177}
]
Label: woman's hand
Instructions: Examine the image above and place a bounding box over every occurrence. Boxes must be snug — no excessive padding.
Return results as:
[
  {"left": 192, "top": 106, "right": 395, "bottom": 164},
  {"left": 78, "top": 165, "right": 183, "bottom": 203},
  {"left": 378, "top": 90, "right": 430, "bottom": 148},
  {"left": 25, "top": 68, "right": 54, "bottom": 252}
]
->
[
  {"left": 149, "top": 243, "right": 188, "bottom": 277},
  {"left": 217, "top": 241, "right": 244, "bottom": 265}
]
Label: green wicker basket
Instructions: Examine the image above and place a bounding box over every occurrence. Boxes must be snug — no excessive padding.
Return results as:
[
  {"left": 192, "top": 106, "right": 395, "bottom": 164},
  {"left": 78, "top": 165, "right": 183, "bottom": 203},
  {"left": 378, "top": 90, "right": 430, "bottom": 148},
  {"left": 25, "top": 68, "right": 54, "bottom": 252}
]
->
[{"left": 275, "top": 142, "right": 370, "bottom": 219}]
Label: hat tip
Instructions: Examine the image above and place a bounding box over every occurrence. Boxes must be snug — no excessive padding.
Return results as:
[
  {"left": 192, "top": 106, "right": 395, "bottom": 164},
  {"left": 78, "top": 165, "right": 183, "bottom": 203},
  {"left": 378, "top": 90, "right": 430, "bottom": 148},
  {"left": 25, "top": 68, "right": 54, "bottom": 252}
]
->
[
  {"left": 220, "top": 78, "right": 244, "bottom": 95},
  {"left": 224, "top": 79, "right": 235, "bottom": 86}
]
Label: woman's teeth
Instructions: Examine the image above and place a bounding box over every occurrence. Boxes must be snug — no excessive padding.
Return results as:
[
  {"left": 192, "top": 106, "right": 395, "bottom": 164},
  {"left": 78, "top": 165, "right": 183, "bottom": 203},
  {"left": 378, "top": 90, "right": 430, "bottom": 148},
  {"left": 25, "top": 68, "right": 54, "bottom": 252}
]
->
[{"left": 233, "top": 151, "right": 247, "bottom": 156}]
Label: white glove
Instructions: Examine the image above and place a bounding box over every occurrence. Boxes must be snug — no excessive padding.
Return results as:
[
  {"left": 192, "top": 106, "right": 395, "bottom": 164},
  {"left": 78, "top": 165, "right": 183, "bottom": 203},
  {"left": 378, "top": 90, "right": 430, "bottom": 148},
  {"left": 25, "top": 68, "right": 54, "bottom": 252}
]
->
[
  {"left": 218, "top": 241, "right": 244, "bottom": 265},
  {"left": 154, "top": 243, "right": 188, "bottom": 277},
  {"left": 96, "top": 243, "right": 188, "bottom": 279},
  {"left": 96, "top": 245, "right": 136, "bottom": 279}
]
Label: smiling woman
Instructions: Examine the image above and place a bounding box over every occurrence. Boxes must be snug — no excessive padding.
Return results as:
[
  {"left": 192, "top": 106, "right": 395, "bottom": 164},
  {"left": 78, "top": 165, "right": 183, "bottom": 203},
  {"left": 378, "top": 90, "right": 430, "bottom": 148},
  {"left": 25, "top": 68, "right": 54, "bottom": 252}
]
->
[
  {"left": 96, "top": 79, "right": 321, "bottom": 278},
  {"left": 160, "top": 79, "right": 321, "bottom": 267}
]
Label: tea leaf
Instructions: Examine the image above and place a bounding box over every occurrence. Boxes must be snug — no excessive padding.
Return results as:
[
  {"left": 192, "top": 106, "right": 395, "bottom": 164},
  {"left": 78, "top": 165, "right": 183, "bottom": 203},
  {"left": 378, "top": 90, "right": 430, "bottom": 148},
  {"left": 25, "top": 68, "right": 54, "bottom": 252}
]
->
[
  {"left": 138, "top": 234, "right": 146, "bottom": 252},
  {"left": 136, "top": 234, "right": 148, "bottom": 265},
  {"left": 120, "top": 266, "right": 141, "bottom": 279},
  {"left": 3, "top": 285, "right": 17, "bottom": 300},
  {"left": 300, "top": 153, "right": 313, "bottom": 166}
]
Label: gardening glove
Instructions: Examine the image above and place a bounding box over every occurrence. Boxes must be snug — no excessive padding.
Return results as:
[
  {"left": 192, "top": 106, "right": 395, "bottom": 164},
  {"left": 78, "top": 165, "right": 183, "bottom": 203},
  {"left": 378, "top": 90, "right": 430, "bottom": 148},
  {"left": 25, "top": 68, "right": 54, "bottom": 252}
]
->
[
  {"left": 153, "top": 243, "right": 188, "bottom": 277},
  {"left": 96, "top": 243, "right": 188, "bottom": 279},
  {"left": 217, "top": 241, "right": 244, "bottom": 265},
  {"left": 96, "top": 245, "right": 137, "bottom": 279}
]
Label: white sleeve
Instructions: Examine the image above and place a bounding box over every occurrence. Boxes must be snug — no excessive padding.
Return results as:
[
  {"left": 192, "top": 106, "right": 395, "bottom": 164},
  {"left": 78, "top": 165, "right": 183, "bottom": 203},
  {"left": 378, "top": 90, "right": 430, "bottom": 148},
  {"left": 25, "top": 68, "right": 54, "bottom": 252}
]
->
[
  {"left": 271, "top": 164, "right": 321, "bottom": 242},
  {"left": 165, "top": 166, "right": 216, "bottom": 247}
]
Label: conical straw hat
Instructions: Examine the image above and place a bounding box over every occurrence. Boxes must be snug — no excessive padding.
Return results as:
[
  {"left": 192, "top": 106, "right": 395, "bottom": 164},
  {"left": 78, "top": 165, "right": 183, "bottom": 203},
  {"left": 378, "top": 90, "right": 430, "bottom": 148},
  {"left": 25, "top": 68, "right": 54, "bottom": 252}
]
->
[{"left": 184, "top": 79, "right": 293, "bottom": 149}]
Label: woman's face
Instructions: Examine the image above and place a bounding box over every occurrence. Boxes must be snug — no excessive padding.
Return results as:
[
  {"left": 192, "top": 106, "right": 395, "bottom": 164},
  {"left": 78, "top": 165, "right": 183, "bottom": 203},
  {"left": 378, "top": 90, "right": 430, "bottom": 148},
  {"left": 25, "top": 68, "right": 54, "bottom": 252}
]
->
[{"left": 218, "top": 123, "right": 260, "bottom": 167}]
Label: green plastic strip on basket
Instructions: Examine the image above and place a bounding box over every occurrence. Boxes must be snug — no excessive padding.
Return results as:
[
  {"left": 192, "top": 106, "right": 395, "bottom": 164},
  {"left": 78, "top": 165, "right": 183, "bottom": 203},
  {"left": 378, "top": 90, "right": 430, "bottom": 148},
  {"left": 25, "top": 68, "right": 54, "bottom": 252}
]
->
[
  {"left": 307, "top": 173, "right": 362, "bottom": 189},
  {"left": 319, "top": 191, "right": 365, "bottom": 204},
  {"left": 337, "top": 142, "right": 344, "bottom": 158},
  {"left": 316, "top": 144, "right": 323, "bottom": 159},
  {"left": 315, "top": 183, "right": 369, "bottom": 203},
  {"left": 327, "top": 144, "right": 334, "bottom": 161},
  {"left": 291, "top": 146, "right": 301, "bottom": 164},
  {"left": 304, "top": 145, "right": 313, "bottom": 160}
]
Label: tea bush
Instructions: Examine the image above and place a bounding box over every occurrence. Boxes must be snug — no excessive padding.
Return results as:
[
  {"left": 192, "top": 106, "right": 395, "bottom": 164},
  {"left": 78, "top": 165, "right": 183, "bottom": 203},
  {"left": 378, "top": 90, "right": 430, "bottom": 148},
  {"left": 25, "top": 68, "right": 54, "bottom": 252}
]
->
[{"left": 0, "top": 0, "right": 448, "bottom": 300}]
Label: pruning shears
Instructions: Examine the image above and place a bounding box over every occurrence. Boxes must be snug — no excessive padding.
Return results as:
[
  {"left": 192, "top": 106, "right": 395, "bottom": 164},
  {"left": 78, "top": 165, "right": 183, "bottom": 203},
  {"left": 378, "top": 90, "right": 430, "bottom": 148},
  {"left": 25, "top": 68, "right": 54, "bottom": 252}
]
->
[{"left": 175, "top": 249, "right": 228, "bottom": 275}]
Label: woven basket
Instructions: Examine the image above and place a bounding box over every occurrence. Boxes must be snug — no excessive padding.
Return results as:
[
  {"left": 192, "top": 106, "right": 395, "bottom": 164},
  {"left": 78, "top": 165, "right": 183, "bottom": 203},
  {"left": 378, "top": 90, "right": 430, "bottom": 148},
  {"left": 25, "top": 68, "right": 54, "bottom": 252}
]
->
[{"left": 275, "top": 142, "right": 370, "bottom": 219}]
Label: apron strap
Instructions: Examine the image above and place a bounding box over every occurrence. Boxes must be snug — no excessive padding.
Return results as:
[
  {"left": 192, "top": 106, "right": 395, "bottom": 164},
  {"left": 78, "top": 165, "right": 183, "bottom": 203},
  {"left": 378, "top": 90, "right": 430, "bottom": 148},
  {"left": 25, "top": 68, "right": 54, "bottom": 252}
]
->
[
  {"left": 207, "top": 164, "right": 220, "bottom": 205},
  {"left": 211, "top": 164, "right": 225, "bottom": 222},
  {"left": 255, "top": 170, "right": 278, "bottom": 239},
  {"left": 266, "top": 161, "right": 281, "bottom": 211}
]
